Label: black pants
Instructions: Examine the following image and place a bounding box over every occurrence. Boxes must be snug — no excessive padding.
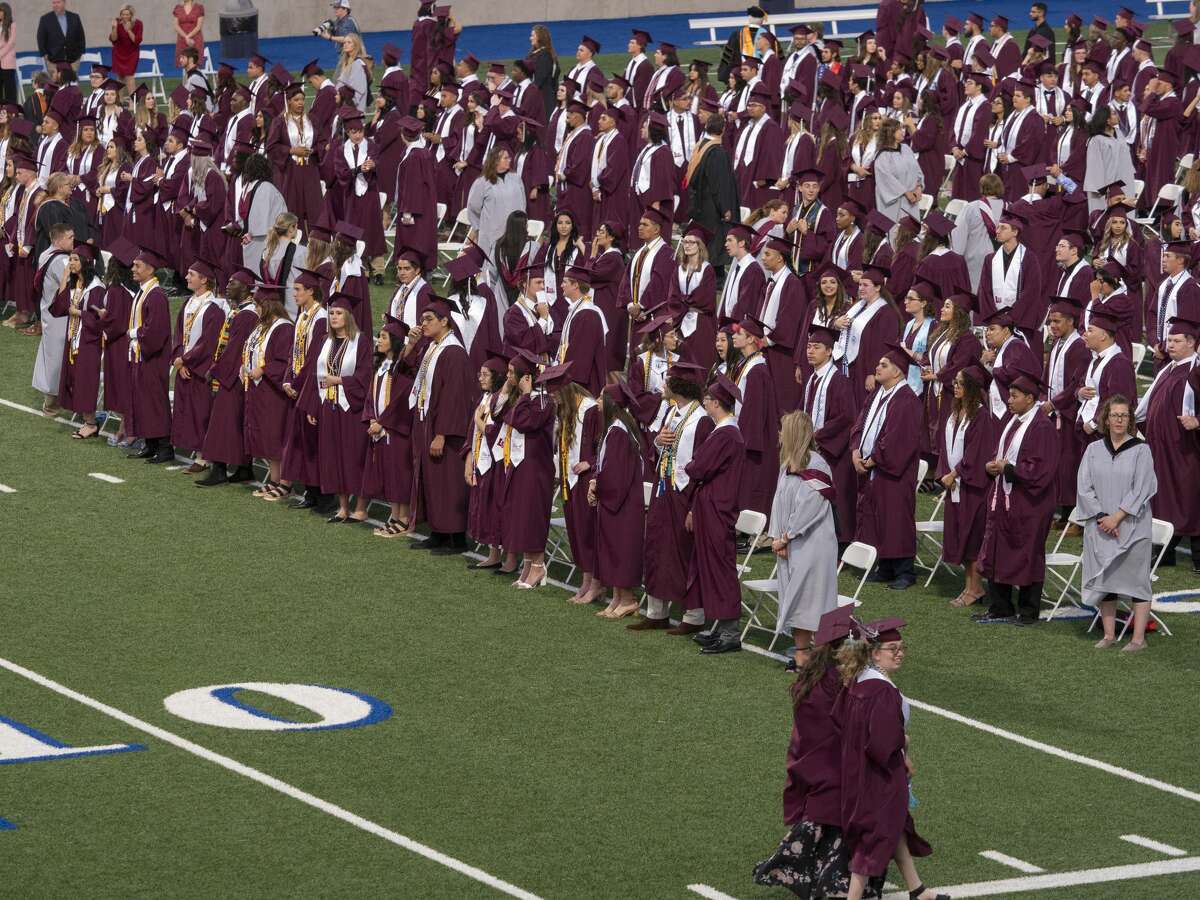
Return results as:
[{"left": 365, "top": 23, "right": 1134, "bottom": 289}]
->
[
  {"left": 987, "top": 581, "right": 1043, "bottom": 621},
  {"left": 0, "top": 70, "right": 16, "bottom": 105},
  {"left": 875, "top": 557, "right": 914, "bottom": 580}
]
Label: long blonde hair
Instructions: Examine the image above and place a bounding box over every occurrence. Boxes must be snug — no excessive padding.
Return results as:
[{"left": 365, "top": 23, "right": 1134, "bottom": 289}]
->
[
  {"left": 778, "top": 410, "right": 815, "bottom": 472},
  {"left": 836, "top": 639, "right": 874, "bottom": 686},
  {"left": 263, "top": 212, "right": 298, "bottom": 263}
]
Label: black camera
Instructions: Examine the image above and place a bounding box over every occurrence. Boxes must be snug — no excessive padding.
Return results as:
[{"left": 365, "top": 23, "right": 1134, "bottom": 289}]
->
[{"left": 312, "top": 18, "right": 335, "bottom": 36}]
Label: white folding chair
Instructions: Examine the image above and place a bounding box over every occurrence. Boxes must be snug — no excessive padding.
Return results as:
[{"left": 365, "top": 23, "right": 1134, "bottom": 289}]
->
[
  {"left": 1131, "top": 342, "right": 1147, "bottom": 373},
  {"left": 15, "top": 54, "right": 44, "bottom": 104},
  {"left": 735, "top": 509, "right": 768, "bottom": 577},
  {"left": 78, "top": 52, "right": 104, "bottom": 75},
  {"left": 1088, "top": 519, "right": 1175, "bottom": 638},
  {"left": 435, "top": 208, "right": 472, "bottom": 282},
  {"left": 1176, "top": 153, "right": 1194, "bottom": 185},
  {"left": 435, "top": 202, "right": 447, "bottom": 229},
  {"left": 1131, "top": 179, "right": 1145, "bottom": 205},
  {"left": 916, "top": 491, "right": 949, "bottom": 586},
  {"left": 943, "top": 197, "right": 966, "bottom": 220},
  {"left": 837, "top": 541, "right": 877, "bottom": 608},
  {"left": 201, "top": 47, "right": 217, "bottom": 77},
  {"left": 527, "top": 219, "right": 545, "bottom": 242},
  {"left": 740, "top": 561, "right": 781, "bottom": 646},
  {"left": 918, "top": 193, "right": 934, "bottom": 216},
  {"left": 1042, "top": 507, "right": 1086, "bottom": 619},
  {"left": 136, "top": 49, "right": 168, "bottom": 102},
  {"left": 642, "top": 481, "right": 653, "bottom": 508},
  {"left": 545, "top": 502, "right": 577, "bottom": 584},
  {"left": 739, "top": 205, "right": 751, "bottom": 223}
]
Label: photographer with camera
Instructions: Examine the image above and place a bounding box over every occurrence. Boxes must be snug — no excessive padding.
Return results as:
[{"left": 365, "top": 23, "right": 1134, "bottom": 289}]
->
[{"left": 315, "top": 0, "right": 359, "bottom": 47}]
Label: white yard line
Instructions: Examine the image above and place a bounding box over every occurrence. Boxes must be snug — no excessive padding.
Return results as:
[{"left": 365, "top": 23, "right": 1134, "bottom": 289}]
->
[
  {"left": 978, "top": 850, "right": 1045, "bottom": 873},
  {"left": 0, "top": 397, "right": 75, "bottom": 427},
  {"left": 880, "top": 856, "right": 1200, "bottom": 898},
  {"left": 1119, "top": 834, "right": 1188, "bottom": 856},
  {"left": 0, "top": 484, "right": 15, "bottom": 493},
  {"left": 87, "top": 473, "right": 125, "bottom": 484},
  {"left": 0, "top": 656, "right": 542, "bottom": 900},
  {"left": 687, "top": 885, "right": 740, "bottom": 900}
]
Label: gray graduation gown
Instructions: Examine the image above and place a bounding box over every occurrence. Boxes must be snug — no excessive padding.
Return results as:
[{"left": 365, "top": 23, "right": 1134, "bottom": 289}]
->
[
  {"left": 873, "top": 145, "right": 923, "bottom": 225},
  {"left": 31, "top": 250, "right": 69, "bottom": 395},
  {"left": 768, "top": 452, "right": 840, "bottom": 632},
  {"left": 242, "top": 182, "right": 288, "bottom": 269},
  {"left": 1075, "top": 437, "right": 1157, "bottom": 603},
  {"left": 467, "top": 171, "right": 527, "bottom": 281},
  {"left": 950, "top": 197, "right": 1004, "bottom": 293},
  {"left": 1083, "top": 135, "right": 1136, "bottom": 216}
]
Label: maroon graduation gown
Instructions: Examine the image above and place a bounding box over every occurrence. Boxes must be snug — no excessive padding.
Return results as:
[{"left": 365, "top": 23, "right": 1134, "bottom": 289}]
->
[
  {"left": 330, "top": 138, "right": 388, "bottom": 261},
  {"left": 682, "top": 419, "right": 746, "bottom": 618},
  {"left": 845, "top": 302, "right": 902, "bottom": 411},
  {"left": 496, "top": 392, "right": 556, "bottom": 553},
  {"left": 587, "top": 249, "right": 627, "bottom": 372},
  {"left": 556, "top": 124, "right": 596, "bottom": 241},
  {"left": 594, "top": 132, "right": 631, "bottom": 241},
  {"left": 833, "top": 676, "right": 932, "bottom": 878},
  {"left": 1044, "top": 334, "right": 1091, "bottom": 506},
  {"left": 783, "top": 666, "right": 844, "bottom": 827},
  {"left": 410, "top": 340, "right": 475, "bottom": 534},
  {"left": 98, "top": 284, "right": 133, "bottom": 416},
  {"left": 280, "top": 315, "right": 328, "bottom": 487},
  {"left": 1145, "top": 362, "right": 1200, "bottom": 535},
  {"left": 561, "top": 402, "right": 601, "bottom": 573},
  {"left": 394, "top": 144, "right": 439, "bottom": 270},
  {"left": 668, "top": 264, "right": 717, "bottom": 371},
  {"left": 851, "top": 384, "right": 922, "bottom": 558},
  {"left": 201, "top": 305, "right": 259, "bottom": 466},
  {"left": 979, "top": 410, "right": 1059, "bottom": 585},
  {"left": 559, "top": 302, "right": 608, "bottom": 397},
  {"left": 467, "top": 394, "right": 508, "bottom": 546},
  {"left": 617, "top": 239, "right": 675, "bottom": 359},
  {"left": 718, "top": 255, "right": 768, "bottom": 326},
  {"left": 176, "top": 169, "right": 228, "bottom": 285},
  {"left": 803, "top": 366, "right": 858, "bottom": 544},
  {"left": 244, "top": 322, "right": 295, "bottom": 460},
  {"left": 126, "top": 285, "right": 172, "bottom": 441},
  {"left": 594, "top": 422, "right": 646, "bottom": 588},
  {"left": 950, "top": 100, "right": 991, "bottom": 201},
  {"left": 628, "top": 144, "right": 676, "bottom": 246},
  {"left": 316, "top": 336, "right": 372, "bottom": 496},
  {"left": 51, "top": 284, "right": 106, "bottom": 416},
  {"left": 362, "top": 358, "right": 417, "bottom": 505},
  {"left": 975, "top": 247, "right": 1046, "bottom": 336},
  {"left": 643, "top": 412, "right": 714, "bottom": 603},
  {"left": 169, "top": 299, "right": 225, "bottom": 452},
  {"left": 502, "top": 301, "right": 558, "bottom": 359},
  {"left": 759, "top": 271, "right": 807, "bottom": 412},
  {"left": 1076, "top": 350, "right": 1138, "bottom": 439},
  {"left": 913, "top": 249, "right": 971, "bottom": 306},
  {"left": 733, "top": 117, "right": 785, "bottom": 210},
  {"left": 937, "top": 411, "right": 995, "bottom": 565},
  {"left": 266, "top": 116, "right": 324, "bottom": 233},
  {"left": 734, "top": 356, "right": 781, "bottom": 516},
  {"left": 1139, "top": 92, "right": 1182, "bottom": 214}
]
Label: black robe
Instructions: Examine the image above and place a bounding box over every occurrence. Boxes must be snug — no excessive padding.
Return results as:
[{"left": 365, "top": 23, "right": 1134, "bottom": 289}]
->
[{"left": 686, "top": 140, "right": 740, "bottom": 268}]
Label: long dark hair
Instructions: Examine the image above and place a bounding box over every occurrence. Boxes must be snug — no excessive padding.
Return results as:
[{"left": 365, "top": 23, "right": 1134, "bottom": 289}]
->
[
  {"left": 601, "top": 391, "right": 643, "bottom": 455},
  {"left": 1088, "top": 105, "right": 1113, "bottom": 139},
  {"left": 792, "top": 645, "right": 838, "bottom": 707},
  {"left": 243, "top": 153, "right": 274, "bottom": 183},
  {"left": 104, "top": 258, "right": 136, "bottom": 291},
  {"left": 495, "top": 210, "right": 530, "bottom": 272},
  {"left": 0, "top": 3, "right": 12, "bottom": 42},
  {"left": 951, "top": 367, "right": 986, "bottom": 422}
]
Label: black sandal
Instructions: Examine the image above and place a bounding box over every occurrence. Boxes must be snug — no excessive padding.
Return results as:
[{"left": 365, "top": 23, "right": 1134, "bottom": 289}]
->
[
  {"left": 71, "top": 426, "right": 99, "bottom": 440},
  {"left": 909, "top": 885, "right": 950, "bottom": 900}
]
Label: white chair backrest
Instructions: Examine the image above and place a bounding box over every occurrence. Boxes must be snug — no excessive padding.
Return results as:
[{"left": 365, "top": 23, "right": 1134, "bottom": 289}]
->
[
  {"left": 1131, "top": 342, "right": 1147, "bottom": 369},
  {"left": 1160, "top": 183, "right": 1182, "bottom": 203},
  {"left": 643, "top": 481, "right": 653, "bottom": 508},
  {"left": 917, "top": 458, "right": 929, "bottom": 487},
  {"left": 435, "top": 202, "right": 447, "bottom": 226},
  {"left": 840, "top": 540, "right": 877, "bottom": 573},
  {"left": 918, "top": 194, "right": 934, "bottom": 215},
  {"left": 944, "top": 198, "right": 966, "bottom": 219},
  {"left": 1179, "top": 153, "right": 1195, "bottom": 174},
  {"left": 78, "top": 52, "right": 103, "bottom": 72},
  {"left": 736, "top": 509, "right": 768, "bottom": 537},
  {"left": 739, "top": 206, "right": 750, "bottom": 223},
  {"left": 1151, "top": 518, "right": 1174, "bottom": 546},
  {"left": 201, "top": 47, "right": 217, "bottom": 77},
  {"left": 527, "top": 219, "right": 545, "bottom": 241},
  {"left": 455, "top": 207, "right": 471, "bottom": 227},
  {"left": 1132, "top": 179, "right": 1145, "bottom": 203}
]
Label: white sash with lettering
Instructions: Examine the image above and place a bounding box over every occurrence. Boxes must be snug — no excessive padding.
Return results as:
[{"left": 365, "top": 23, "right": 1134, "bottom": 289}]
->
[
  {"left": 990, "top": 243, "right": 1025, "bottom": 310},
  {"left": 316, "top": 334, "right": 360, "bottom": 411}
]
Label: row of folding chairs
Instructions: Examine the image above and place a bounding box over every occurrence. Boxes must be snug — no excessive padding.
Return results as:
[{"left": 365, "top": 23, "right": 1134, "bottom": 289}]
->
[{"left": 13, "top": 46, "right": 213, "bottom": 104}]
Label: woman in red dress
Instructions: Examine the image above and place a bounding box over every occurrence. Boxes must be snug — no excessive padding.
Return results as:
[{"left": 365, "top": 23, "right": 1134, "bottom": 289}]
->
[
  {"left": 173, "top": 1, "right": 206, "bottom": 68},
  {"left": 108, "top": 6, "right": 143, "bottom": 95}
]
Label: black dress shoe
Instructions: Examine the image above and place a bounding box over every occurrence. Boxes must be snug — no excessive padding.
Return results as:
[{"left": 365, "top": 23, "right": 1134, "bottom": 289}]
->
[
  {"left": 127, "top": 444, "right": 156, "bottom": 459},
  {"left": 147, "top": 445, "right": 175, "bottom": 464},
  {"left": 866, "top": 571, "right": 891, "bottom": 583},
  {"left": 700, "top": 633, "right": 742, "bottom": 654},
  {"left": 429, "top": 543, "right": 466, "bottom": 556},
  {"left": 411, "top": 536, "right": 446, "bottom": 550},
  {"left": 373, "top": 273, "right": 384, "bottom": 286},
  {"left": 692, "top": 629, "right": 719, "bottom": 646},
  {"left": 227, "top": 465, "right": 255, "bottom": 483},
  {"left": 289, "top": 497, "right": 318, "bottom": 510},
  {"left": 1012, "top": 617, "right": 1041, "bottom": 627},
  {"left": 195, "top": 467, "right": 228, "bottom": 487},
  {"left": 888, "top": 576, "right": 916, "bottom": 591}
]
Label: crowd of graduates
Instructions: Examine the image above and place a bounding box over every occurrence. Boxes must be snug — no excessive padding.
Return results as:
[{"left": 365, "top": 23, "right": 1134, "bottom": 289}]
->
[
  {"left": 3, "top": 2, "right": 1196, "bottom": 648},
  {"left": 8, "top": 2, "right": 1200, "bottom": 895}
]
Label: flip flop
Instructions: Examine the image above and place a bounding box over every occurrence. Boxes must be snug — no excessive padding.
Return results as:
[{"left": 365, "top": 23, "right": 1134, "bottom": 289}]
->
[{"left": 71, "top": 427, "right": 99, "bottom": 440}]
